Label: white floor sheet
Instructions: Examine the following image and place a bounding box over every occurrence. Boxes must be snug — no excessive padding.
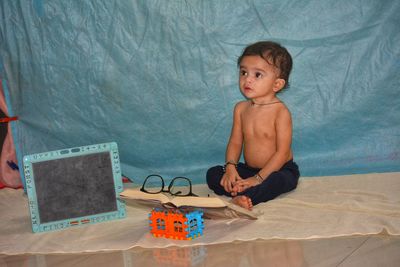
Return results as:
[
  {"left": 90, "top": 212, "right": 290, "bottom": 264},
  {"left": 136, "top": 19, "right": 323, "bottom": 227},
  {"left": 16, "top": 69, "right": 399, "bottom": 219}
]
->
[{"left": 1, "top": 172, "right": 399, "bottom": 255}]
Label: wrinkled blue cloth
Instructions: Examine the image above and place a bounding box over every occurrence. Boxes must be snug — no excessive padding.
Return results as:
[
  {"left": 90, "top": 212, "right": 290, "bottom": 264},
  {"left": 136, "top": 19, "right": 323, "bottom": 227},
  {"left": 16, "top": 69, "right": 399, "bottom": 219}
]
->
[{"left": 0, "top": 0, "right": 399, "bottom": 186}]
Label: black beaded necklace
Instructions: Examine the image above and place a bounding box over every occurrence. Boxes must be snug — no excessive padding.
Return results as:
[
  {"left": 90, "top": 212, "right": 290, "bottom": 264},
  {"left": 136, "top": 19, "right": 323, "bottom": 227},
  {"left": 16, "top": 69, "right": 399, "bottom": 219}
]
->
[{"left": 250, "top": 100, "right": 281, "bottom": 106}]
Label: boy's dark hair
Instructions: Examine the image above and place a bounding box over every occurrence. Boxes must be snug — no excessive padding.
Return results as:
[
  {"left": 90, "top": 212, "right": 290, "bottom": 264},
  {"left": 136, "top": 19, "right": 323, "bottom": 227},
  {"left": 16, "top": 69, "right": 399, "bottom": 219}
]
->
[{"left": 238, "top": 41, "right": 293, "bottom": 89}]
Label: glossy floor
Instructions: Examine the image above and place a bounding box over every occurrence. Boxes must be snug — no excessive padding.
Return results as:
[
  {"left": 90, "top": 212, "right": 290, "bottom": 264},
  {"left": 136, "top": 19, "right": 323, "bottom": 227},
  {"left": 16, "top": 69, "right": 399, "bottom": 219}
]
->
[{"left": 1, "top": 234, "right": 399, "bottom": 267}]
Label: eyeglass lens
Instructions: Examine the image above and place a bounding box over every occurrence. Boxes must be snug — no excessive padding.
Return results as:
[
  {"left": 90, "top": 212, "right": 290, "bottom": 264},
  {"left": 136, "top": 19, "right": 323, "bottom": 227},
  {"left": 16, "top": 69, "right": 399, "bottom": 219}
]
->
[
  {"left": 169, "top": 177, "right": 192, "bottom": 196},
  {"left": 142, "top": 175, "right": 164, "bottom": 193}
]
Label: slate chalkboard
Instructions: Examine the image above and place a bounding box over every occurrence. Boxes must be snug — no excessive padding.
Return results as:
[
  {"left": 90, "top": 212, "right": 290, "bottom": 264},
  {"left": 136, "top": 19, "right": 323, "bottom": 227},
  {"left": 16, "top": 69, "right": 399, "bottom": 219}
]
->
[
  {"left": 23, "top": 142, "right": 126, "bottom": 232},
  {"left": 33, "top": 152, "right": 117, "bottom": 223}
]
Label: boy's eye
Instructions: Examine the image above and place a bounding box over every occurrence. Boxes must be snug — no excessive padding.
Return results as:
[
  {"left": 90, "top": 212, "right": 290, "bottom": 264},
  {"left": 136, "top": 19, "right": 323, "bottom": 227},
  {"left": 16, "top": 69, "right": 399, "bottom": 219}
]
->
[
  {"left": 240, "top": 70, "right": 247, "bottom": 76},
  {"left": 255, "top": 72, "right": 263, "bottom": 78}
]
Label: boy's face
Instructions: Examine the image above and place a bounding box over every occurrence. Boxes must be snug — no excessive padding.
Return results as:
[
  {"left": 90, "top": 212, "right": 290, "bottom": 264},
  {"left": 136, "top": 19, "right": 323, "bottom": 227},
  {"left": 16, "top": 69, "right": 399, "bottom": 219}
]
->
[{"left": 238, "top": 55, "right": 285, "bottom": 102}]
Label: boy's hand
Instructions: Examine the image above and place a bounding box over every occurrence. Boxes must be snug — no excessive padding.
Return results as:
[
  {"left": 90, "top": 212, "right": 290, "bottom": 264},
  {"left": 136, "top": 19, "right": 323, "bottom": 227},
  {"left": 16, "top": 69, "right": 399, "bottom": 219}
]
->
[
  {"left": 232, "top": 176, "right": 261, "bottom": 194},
  {"left": 220, "top": 169, "right": 242, "bottom": 194}
]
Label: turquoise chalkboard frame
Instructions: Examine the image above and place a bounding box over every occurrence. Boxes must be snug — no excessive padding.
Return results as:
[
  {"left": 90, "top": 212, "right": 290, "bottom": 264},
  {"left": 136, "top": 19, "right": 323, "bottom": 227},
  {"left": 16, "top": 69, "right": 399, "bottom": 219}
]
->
[{"left": 23, "top": 142, "right": 126, "bottom": 233}]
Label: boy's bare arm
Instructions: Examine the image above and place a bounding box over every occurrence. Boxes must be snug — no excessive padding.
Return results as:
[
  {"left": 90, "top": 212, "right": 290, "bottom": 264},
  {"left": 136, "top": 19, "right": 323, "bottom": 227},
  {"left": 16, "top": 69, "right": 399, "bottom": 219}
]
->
[{"left": 221, "top": 102, "right": 245, "bottom": 193}]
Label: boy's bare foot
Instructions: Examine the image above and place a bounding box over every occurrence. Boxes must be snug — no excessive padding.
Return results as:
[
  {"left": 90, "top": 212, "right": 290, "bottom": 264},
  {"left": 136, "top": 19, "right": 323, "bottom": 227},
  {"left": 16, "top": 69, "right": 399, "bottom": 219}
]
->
[{"left": 232, "top": 195, "right": 253, "bottom": 210}]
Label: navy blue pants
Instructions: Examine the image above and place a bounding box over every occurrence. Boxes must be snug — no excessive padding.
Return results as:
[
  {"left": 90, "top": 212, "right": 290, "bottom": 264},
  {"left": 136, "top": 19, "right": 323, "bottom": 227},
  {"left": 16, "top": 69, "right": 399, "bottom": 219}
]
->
[{"left": 206, "top": 160, "right": 300, "bottom": 205}]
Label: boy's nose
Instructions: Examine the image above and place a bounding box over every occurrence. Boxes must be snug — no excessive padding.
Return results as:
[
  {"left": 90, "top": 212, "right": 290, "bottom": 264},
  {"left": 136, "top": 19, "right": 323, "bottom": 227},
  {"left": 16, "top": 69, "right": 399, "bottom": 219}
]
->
[{"left": 245, "top": 76, "right": 254, "bottom": 84}]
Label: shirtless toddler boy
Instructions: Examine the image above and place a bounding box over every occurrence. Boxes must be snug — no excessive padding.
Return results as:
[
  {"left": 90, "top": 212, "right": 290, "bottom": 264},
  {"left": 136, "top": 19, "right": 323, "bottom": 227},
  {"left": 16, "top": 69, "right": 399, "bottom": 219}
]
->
[{"left": 206, "top": 41, "right": 300, "bottom": 210}]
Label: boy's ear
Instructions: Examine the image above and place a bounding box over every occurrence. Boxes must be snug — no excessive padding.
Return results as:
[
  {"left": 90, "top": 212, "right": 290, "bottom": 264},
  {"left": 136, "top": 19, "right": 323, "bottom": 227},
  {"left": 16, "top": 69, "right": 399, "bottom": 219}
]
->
[{"left": 273, "top": 78, "right": 286, "bottom": 92}]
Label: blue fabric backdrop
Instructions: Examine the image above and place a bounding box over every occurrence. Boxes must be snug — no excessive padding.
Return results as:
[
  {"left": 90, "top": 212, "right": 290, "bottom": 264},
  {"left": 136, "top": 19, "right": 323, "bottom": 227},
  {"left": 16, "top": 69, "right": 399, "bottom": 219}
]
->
[{"left": 1, "top": 0, "right": 399, "bottom": 184}]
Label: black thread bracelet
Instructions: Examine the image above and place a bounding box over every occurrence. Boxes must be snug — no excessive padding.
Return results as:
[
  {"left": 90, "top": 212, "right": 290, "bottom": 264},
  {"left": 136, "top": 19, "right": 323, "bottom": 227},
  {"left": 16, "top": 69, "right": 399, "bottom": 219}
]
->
[{"left": 222, "top": 161, "right": 237, "bottom": 172}]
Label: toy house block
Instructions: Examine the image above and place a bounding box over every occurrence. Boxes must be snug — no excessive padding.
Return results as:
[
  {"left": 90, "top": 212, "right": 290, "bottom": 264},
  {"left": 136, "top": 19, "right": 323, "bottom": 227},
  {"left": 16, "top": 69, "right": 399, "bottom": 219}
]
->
[{"left": 148, "top": 208, "right": 204, "bottom": 240}]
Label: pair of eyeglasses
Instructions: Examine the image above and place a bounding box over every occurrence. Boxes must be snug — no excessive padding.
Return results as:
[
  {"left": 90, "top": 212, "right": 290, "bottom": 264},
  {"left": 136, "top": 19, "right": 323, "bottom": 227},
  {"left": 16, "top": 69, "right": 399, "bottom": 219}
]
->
[{"left": 140, "top": 174, "right": 198, "bottom": 197}]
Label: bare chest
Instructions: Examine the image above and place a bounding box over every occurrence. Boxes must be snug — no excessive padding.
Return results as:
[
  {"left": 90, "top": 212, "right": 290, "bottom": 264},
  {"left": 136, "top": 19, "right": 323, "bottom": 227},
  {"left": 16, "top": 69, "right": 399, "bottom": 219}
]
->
[{"left": 241, "top": 107, "right": 277, "bottom": 139}]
